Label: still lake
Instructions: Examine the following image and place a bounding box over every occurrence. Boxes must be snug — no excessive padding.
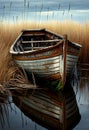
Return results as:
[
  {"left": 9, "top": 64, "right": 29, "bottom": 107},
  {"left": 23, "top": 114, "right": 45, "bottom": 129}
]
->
[
  {"left": 0, "top": 96, "right": 47, "bottom": 130},
  {"left": 0, "top": 77, "right": 89, "bottom": 130}
]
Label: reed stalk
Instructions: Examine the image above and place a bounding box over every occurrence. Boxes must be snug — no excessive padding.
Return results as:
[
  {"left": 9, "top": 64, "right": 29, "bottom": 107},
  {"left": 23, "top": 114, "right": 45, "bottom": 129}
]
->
[{"left": 0, "top": 21, "right": 89, "bottom": 93}]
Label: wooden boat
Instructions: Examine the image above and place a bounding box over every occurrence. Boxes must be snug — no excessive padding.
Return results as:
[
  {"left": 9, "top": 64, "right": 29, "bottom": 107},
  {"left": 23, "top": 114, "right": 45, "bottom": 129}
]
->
[
  {"left": 12, "top": 82, "right": 81, "bottom": 130},
  {"left": 10, "top": 28, "right": 82, "bottom": 88}
]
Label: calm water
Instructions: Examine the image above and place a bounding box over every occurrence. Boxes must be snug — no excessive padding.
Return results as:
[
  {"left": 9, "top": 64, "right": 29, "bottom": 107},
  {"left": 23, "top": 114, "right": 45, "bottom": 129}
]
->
[
  {"left": 0, "top": 97, "right": 47, "bottom": 130},
  {"left": 0, "top": 0, "right": 89, "bottom": 23},
  {"left": 0, "top": 78, "right": 89, "bottom": 130},
  {"left": 0, "top": 80, "right": 89, "bottom": 130},
  {"left": 0, "top": 97, "right": 89, "bottom": 130},
  {"left": 0, "top": 74, "right": 89, "bottom": 130}
]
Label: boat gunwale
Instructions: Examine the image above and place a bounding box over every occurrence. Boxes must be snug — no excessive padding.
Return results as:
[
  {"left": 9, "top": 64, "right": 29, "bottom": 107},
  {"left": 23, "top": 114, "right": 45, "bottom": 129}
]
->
[
  {"left": 10, "top": 29, "right": 82, "bottom": 55},
  {"left": 21, "top": 29, "right": 82, "bottom": 48},
  {"left": 10, "top": 39, "right": 64, "bottom": 55}
]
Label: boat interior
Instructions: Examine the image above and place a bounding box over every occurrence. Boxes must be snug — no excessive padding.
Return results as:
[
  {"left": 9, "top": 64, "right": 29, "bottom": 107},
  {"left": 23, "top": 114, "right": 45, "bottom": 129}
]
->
[{"left": 13, "top": 31, "right": 62, "bottom": 52}]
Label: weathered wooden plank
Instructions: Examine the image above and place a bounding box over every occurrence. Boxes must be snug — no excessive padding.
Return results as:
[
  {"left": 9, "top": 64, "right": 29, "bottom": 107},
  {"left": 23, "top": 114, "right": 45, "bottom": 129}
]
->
[
  {"left": 28, "top": 96, "right": 61, "bottom": 111},
  {"left": 66, "top": 103, "right": 77, "bottom": 115},
  {"left": 22, "top": 33, "right": 45, "bottom": 37},
  {"left": 67, "top": 46, "right": 80, "bottom": 52},
  {"left": 22, "top": 39, "right": 60, "bottom": 44},
  {"left": 32, "top": 72, "right": 60, "bottom": 76},
  {"left": 66, "top": 61, "right": 76, "bottom": 66},
  {"left": 62, "top": 34, "right": 67, "bottom": 86},
  {"left": 33, "top": 94, "right": 61, "bottom": 108},
  {"left": 46, "top": 73, "right": 61, "bottom": 80},
  {"left": 68, "top": 41, "right": 82, "bottom": 48},
  {"left": 16, "top": 63, "right": 60, "bottom": 70},
  {"left": 33, "top": 90, "right": 62, "bottom": 105},
  {"left": 16, "top": 55, "right": 61, "bottom": 63},
  {"left": 67, "top": 51, "right": 79, "bottom": 56},
  {"left": 15, "top": 63, "right": 60, "bottom": 70},
  {"left": 22, "top": 98, "right": 61, "bottom": 119},
  {"left": 26, "top": 96, "right": 61, "bottom": 115},
  {"left": 66, "top": 107, "right": 78, "bottom": 119},
  {"left": 67, "top": 54, "right": 78, "bottom": 59},
  {"left": 66, "top": 99, "right": 77, "bottom": 110},
  {"left": 33, "top": 94, "right": 57, "bottom": 105},
  {"left": 13, "top": 50, "right": 63, "bottom": 60},
  {"left": 66, "top": 57, "right": 78, "bottom": 62}
]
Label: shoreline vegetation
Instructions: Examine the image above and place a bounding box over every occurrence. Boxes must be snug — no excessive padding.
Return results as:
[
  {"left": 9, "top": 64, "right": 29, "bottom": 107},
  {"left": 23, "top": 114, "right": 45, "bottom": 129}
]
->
[{"left": 0, "top": 20, "right": 89, "bottom": 95}]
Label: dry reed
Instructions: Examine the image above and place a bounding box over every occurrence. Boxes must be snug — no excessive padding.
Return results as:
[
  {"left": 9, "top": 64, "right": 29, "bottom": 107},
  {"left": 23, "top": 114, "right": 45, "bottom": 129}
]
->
[{"left": 0, "top": 21, "right": 89, "bottom": 93}]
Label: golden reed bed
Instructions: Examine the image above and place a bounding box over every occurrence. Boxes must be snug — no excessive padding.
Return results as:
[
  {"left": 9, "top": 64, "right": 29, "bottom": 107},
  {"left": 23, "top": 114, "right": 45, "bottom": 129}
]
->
[{"left": 0, "top": 21, "right": 89, "bottom": 90}]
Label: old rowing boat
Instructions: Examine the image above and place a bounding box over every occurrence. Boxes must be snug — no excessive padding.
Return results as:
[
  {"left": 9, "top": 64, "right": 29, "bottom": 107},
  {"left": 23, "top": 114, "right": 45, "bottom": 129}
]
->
[
  {"left": 12, "top": 82, "right": 81, "bottom": 130},
  {"left": 10, "top": 28, "right": 82, "bottom": 88}
]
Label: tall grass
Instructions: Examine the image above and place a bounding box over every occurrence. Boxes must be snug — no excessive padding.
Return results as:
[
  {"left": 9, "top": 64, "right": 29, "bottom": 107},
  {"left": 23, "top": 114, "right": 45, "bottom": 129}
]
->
[
  {"left": 0, "top": 21, "right": 89, "bottom": 86},
  {"left": 40, "top": 21, "right": 89, "bottom": 64}
]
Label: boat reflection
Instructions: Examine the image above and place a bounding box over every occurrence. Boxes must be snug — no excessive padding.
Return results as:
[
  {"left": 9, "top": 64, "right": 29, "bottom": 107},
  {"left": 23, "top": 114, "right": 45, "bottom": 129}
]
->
[{"left": 12, "top": 82, "right": 81, "bottom": 130}]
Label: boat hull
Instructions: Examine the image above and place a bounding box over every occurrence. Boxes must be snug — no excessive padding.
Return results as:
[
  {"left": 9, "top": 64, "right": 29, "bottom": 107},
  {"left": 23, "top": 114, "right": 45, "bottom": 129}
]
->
[
  {"left": 14, "top": 54, "right": 79, "bottom": 89},
  {"left": 10, "top": 29, "right": 82, "bottom": 88}
]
